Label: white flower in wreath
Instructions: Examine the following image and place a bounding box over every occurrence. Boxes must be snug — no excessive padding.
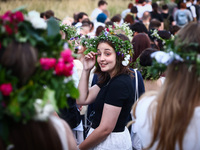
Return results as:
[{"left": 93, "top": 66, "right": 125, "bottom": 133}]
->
[
  {"left": 34, "top": 99, "right": 54, "bottom": 121},
  {"left": 151, "top": 51, "right": 183, "bottom": 65},
  {"left": 122, "top": 54, "right": 130, "bottom": 66},
  {"left": 25, "top": 11, "right": 47, "bottom": 29}
]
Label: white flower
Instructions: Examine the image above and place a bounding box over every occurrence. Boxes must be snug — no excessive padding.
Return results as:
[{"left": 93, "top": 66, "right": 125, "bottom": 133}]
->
[
  {"left": 34, "top": 99, "right": 54, "bottom": 121},
  {"left": 151, "top": 51, "right": 183, "bottom": 65},
  {"left": 122, "top": 60, "right": 129, "bottom": 66},
  {"left": 25, "top": 10, "right": 47, "bottom": 29},
  {"left": 122, "top": 54, "right": 130, "bottom": 66},
  {"left": 124, "top": 54, "right": 130, "bottom": 60}
]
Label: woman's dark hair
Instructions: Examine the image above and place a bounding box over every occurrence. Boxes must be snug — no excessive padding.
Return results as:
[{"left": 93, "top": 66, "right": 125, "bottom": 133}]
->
[
  {"left": 169, "top": 25, "right": 181, "bottom": 35},
  {"left": 131, "top": 6, "right": 138, "bottom": 13},
  {"left": 131, "top": 33, "right": 151, "bottom": 63},
  {"left": 0, "top": 41, "right": 38, "bottom": 85},
  {"left": 0, "top": 119, "right": 62, "bottom": 150},
  {"left": 157, "top": 30, "right": 171, "bottom": 50},
  {"left": 95, "top": 26, "right": 105, "bottom": 36},
  {"left": 124, "top": 14, "right": 135, "bottom": 25},
  {"left": 180, "top": 2, "right": 187, "bottom": 9},
  {"left": 139, "top": 48, "right": 158, "bottom": 80},
  {"left": 105, "top": 21, "right": 114, "bottom": 27},
  {"left": 130, "top": 22, "right": 148, "bottom": 34},
  {"left": 111, "top": 14, "right": 121, "bottom": 23},
  {"left": 152, "top": 2, "right": 158, "bottom": 13},
  {"left": 95, "top": 34, "right": 133, "bottom": 85},
  {"left": 45, "top": 10, "right": 54, "bottom": 19}
]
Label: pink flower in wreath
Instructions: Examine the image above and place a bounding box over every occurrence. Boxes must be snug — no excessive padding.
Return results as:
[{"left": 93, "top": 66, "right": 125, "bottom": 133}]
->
[
  {"left": 1, "top": 11, "right": 12, "bottom": 22},
  {"left": 0, "top": 83, "right": 13, "bottom": 96},
  {"left": 63, "top": 63, "right": 74, "bottom": 77},
  {"left": 40, "top": 58, "right": 57, "bottom": 70},
  {"left": 4, "top": 25, "right": 13, "bottom": 35},
  {"left": 13, "top": 11, "right": 24, "bottom": 22},
  {"left": 61, "top": 49, "right": 73, "bottom": 63},
  {"left": 55, "top": 61, "right": 66, "bottom": 76}
]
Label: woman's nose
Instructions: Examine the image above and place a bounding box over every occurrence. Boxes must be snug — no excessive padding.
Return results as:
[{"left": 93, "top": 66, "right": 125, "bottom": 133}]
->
[{"left": 100, "top": 54, "right": 105, "bottom": 61}]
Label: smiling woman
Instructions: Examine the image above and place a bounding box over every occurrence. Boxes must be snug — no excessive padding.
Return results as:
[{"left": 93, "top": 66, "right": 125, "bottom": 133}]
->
[{"left": 76, "top": 31, "right": 136, "bottom": 149}]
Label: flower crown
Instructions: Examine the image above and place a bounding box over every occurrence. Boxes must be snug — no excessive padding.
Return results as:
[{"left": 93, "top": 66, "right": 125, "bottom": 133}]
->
[
  {"left": 0, "top": 8, "right": 79, "bottom": 141},
  {"left": 60, "top": 23, "right": 78, "bottom": 40},
  {"left": 80, "top": 23, "right": 133, "bottom": 66},
  {"left": 149, "top": 30, "right": 200, "bottom": 80},
  {"left": 107, "top": 22, "right": 133, "bottom": 41}
]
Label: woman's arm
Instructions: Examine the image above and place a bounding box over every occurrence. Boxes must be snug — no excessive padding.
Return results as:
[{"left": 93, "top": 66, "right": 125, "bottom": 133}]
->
[
  {"left": 78, "top": 104, "right": 122, "bottom": 150},
  {"left": 76, "top": 52, "right": 100, "bottom": 105}
]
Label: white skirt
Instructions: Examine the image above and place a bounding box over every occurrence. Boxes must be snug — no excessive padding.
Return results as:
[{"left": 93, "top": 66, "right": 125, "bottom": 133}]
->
[{"left": 87, "top": 127, "right": 132, "bottom": 150}]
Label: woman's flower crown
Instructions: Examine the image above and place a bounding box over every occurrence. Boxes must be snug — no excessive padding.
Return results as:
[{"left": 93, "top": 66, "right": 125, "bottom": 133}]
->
[
  {"left": 149, "top": 30, "right": 200, "bottom": 80},
  {"left": 80, "top": 23, "right": 133, "bottom": 66},
  {"left": 0, "top": 8, "right": 79, "bottom": 141}
]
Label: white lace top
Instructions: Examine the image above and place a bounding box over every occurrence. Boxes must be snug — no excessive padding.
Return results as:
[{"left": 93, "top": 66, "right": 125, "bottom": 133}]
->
[{"left": 132, "top": 95, "right": 200, "bottom": 150}]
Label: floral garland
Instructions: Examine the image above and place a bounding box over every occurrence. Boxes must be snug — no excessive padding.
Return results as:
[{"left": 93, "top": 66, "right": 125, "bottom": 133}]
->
[
  {"left": 149, "top": 30, "right": 200, "bottom": 80},
  {"left": 60, "top": 23, "right": 78, "bottom": 40},
  {"left": 0, "top": 8, "right": 79, "bottom": 142},
  {"left": 80, "top": 23, "right": 133, "bottom": 66},
  {"left": 106, "top": 22, "right": 133, "bottom": 41}
]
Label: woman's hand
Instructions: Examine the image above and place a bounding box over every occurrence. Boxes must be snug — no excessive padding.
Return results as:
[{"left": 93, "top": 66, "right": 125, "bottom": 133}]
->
[{"left": 83, "top": 52, "right": 97, "bottom": 71}]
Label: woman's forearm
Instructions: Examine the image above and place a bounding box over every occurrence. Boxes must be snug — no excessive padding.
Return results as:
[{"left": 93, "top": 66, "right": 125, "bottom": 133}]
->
[{"left": 78, "top": 127, "right": 111, "bottom": 150}]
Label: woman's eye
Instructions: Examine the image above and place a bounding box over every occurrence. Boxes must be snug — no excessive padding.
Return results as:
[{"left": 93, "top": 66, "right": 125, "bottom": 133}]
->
[
  {"left": 105, "top": 53, "right": 110, "bottom": 56},
  {"left": 97, "top": 53, "right": 101, "bottom": 56}
]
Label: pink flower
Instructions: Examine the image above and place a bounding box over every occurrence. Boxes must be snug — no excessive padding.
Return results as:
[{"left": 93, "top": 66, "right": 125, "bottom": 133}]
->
[
  {"left": 106, "top": 28, "right": 109, "bottom": 32},
  {"left": 4, "top": 25, "right": 13, "bottom": 35},
  {"left": 63, "top": 63, "right": 74, "bottom": 77},
  {"left": 55, "top": 62, "right": 66, "bottom": 75},
  {"left": 1, "top": 11, "right": 12, "bottom": 22},
  {"left": 13, "top": 11, "right": 24, "bottom": 22},
  {"left": 61, "top": 49, "right": 73, "bottom": 63},
  {"left": 40, "top": 58, "right": 56, "bottom": 70},
  {"left": 58, "top": 58, "right": 65, "bottom": 63},
  {"left": 0, "top": 83, "right": 13, "bottom": 96}
]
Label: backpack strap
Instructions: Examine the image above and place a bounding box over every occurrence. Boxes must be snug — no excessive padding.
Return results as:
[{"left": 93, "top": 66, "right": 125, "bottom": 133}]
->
[{"left": 134, "top": 69, "right": 139, "bottom": 102}]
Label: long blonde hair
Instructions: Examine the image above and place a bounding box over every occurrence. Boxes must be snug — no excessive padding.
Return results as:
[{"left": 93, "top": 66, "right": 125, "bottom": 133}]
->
[{"left": 137, "top": 22, "right": 200, "bottom": 150}]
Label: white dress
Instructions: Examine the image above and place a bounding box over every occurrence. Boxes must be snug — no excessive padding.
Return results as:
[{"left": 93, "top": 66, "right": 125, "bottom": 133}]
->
[
  {"left": 87, "top": 127, "right": 132, "bottom": 150},
  {"left": 132, "top": 95, "right": 200, "bottom": 150}
]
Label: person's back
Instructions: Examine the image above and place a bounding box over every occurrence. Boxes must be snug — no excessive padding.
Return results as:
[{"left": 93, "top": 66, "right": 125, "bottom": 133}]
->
[
  {"left": 174, "top": 9, "right": 193, "bottom": 27},
  {"left": 131, "top": 22, "right": 200, "bottom": 150}
]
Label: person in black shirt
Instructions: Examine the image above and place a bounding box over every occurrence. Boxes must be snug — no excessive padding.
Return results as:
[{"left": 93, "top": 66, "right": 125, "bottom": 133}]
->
[
  {"left": 150, "top": 2, "right": 164, "bottom": 30},
  {"left": 77, "top": 33, "right": 136, "bottom": 150}
]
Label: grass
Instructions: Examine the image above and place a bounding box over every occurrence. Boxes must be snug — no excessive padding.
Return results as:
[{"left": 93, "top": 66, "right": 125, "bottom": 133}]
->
[{"left": 0, "top": 0, "right": 134, "bottom": 21}]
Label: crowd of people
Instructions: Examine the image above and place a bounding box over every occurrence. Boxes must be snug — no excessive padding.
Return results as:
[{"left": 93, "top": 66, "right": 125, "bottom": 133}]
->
[{"left": 0, "top": 0, "right": 200, "bottom": 149}]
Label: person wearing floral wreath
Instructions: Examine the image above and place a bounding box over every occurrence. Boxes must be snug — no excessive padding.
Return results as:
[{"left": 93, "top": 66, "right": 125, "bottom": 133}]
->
[
  {"left": 131, "top": 22, "right": 200, "bottom": 150},
  {"left": 76, "top": 27, "right": 135, "bottom": 149},
  {"left": 0, "top": 9, "right": 78, "bottom": 150}
]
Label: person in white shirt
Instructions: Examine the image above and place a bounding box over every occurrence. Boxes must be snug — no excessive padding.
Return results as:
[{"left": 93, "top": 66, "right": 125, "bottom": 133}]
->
[
  {"left": 131, "top": 22, "right": 200, "bottom": 150},
  {"left": 121, "top": 3, "right": 134, "bottom": 19},
  {"left": 143, "top": 0, "right": 153, "bottom": 12},
  {"left": 186, "top": 0, "right": 197, "bottom": 21},
  {"left": 90, "top": 0, "right": 108, "bottom": 22}
]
